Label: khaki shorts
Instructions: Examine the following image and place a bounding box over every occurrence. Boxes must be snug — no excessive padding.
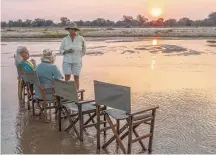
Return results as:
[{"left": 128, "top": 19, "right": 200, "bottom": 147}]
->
[{"left": 62, "top": 62, "right": 82, "bottom": 75}]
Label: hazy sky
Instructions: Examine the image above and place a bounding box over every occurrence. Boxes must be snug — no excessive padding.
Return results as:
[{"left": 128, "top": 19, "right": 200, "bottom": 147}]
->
[{"left": 1, "top": 0, "right": 216, "bottom": 22}]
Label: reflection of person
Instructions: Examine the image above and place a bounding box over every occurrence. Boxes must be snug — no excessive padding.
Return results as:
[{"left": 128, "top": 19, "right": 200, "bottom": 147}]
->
[
  {"left": 59, "top": 22, "right": 86, "bottom": 89},
  {"left": 15, "top": 46, "right": 36, "bottom": 101},
  {"left": 35, "top": 49, "right": 63, "bottom": 100}
]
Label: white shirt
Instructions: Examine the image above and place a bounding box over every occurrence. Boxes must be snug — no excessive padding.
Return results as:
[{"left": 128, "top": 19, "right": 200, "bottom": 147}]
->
[{"left": 60, "top": 35, "right": 86, "bottom": 63}]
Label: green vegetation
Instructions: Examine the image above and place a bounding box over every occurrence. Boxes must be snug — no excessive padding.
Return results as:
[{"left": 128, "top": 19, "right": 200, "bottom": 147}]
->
[{"left": 2, "top": 12, "right": 216, "bottom": 28}]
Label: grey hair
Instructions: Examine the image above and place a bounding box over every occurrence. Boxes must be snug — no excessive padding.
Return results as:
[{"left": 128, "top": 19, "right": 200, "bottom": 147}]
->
[{"left": 14, "top": 46, "right": 27, "bottom": 66}]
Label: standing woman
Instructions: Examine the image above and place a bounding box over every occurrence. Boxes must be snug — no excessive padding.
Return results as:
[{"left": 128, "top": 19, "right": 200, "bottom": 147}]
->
[{"left": 59, "top": 23, "right": 86, "bottom": 89}]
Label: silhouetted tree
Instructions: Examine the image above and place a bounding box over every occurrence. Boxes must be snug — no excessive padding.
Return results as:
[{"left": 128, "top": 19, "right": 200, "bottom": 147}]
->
[
  {"left": 136, "top": 14, "right": 148, "bottom": 26},
  {"left": 1, "top": 21, "right": 7, "bottom": 27},
  {"left": 1, "top": 11, "right": 216, "bottom": 27},
  {"left": 178, "top": 17, "right": 193, "bottom": 26},
  {"left": 60, "top": 17, "right": 70, "bottom": 26},
  {"left": 165, "top": 19, "right": 177, "bottom": 27}
]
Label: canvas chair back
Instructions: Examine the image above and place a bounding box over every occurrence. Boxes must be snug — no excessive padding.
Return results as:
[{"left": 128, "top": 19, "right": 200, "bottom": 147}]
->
[
  {"left": 23, "top": 70, "right": 40, "bottom": 85},
  {"left": 17, "top": 65, "right": 26, "bottom": 80},
  {"left": 94, "top": 80, "right": 131, "bottom": 113},
  {"left": 54, "top": 79, "right": 78, "bottom": 102}
]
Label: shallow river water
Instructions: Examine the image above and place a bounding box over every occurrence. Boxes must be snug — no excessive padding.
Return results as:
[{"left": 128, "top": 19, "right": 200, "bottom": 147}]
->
[{"left": 1, "top": 38, "right": 216, "bottom": 154}]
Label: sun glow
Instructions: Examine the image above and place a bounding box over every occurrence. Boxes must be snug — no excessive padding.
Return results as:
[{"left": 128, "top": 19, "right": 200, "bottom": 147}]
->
[
  {"left": 152, "top": 39, "right": 158, "bottom": 46},
  {"left": 151, "top": 8, "right": 162, "bottom": 17}
]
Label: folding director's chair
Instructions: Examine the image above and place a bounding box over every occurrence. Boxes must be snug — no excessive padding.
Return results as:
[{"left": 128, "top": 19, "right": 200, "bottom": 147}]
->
[
  {"left": 94, "top": 80, "right": 159, "bottom": 154},
  {"left": 54, "top": 79, "right": 106, "bottom": 141}
]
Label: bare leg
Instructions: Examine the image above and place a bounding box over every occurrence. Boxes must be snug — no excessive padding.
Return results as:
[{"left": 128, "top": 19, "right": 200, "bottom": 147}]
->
[
  {"left": 74, "top": 75, "right": 79, "bottom": 90},
  {"left": 65, "top": 74, "right": 71, "bottom": 81}
]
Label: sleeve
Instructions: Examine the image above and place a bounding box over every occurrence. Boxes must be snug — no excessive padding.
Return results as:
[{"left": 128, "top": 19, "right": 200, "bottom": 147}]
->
[
  {"left": 59, "top": 38, "right": 65, "bottom": 54},
  {"left": 81, "top": 37, "right": 86, "bottom": 57},
  {"left": 52, "top": 65, "right": 63, "bottom": 79}
]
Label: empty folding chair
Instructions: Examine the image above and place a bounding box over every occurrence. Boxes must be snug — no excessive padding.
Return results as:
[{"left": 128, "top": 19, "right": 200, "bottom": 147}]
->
[
  {"left": 54, "top": 79, "right": 106, "bottom": 141},
  {"left": 94, "top": 80, "right": 159, "bottom": 154}
]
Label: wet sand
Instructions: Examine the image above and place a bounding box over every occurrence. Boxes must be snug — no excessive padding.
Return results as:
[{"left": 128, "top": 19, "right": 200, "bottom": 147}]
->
[{"left": 1, "top": 38, "right": 216, "bottom": 154}]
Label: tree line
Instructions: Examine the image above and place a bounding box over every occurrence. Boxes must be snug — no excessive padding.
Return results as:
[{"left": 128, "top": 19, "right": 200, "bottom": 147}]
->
[{"left": 1, "top": 12, "right": 216, "bottom": 28}]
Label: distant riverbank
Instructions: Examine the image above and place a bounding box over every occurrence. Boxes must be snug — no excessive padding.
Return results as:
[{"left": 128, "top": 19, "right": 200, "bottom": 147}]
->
[{"left": 1, "top": 27, "right": 216, "bottom": 38}]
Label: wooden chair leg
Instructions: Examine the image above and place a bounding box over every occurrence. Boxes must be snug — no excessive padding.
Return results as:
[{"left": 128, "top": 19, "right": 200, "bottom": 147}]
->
[
  {"left": 57, "top": 96, "right": 62, "bottom": 131},
  {"left": 127, "top": 116, "right": 133, "bottom": 154},
  {"left": 27, "top": 84, "right": 30, "bottom": 110},
  {"left": 63, "top": 109, "right": 79, "bottom": 137},
  {"left": 148, "top": 110, "right": 156, "bottom": 153},
  {"left": 103, "top": 113, "right": 107, "bottom": 136},
  {"left": 106, "top": 114, "right": 126, "bottom": 154},
  {"left": 103, "top": 106, "right": 107, "bottom": 136},
  {"left": 43, "top": 105, "right": 48, "bottom": 123},
  {"left": 65, "top": 117, "right": 79, "bottom": 132},
  {"left": 22, "top": 85, "right": 25, "bottom": 104},
  {"left": 87, "top": 113, "right": 96, "bottom": 125},
  {"left": 80, "top": 92, "right": 84, "bottom": 101},
  {"left": 116, "top": 120, "right": 120, "bottom": 145},
  {"left": 78, "top": 105, "right": 84, "bottom": 141},
  {"left": 96, "top": 105, "right": 101, "bottom": 149},
  {"left": 102, "top": 123, "right": 128, "bottom": 148},
  {"left": 18, "top": 80, "right": 22, "bottom": 101},
  {"left": 122, "top": 121, "right": 147, "bottom": 151},
  {"left": 32, "top": 99, "right": 35, "bottom": 116},
  {"left": 133, "top": 128, "right": 147, "bottom": 151}
]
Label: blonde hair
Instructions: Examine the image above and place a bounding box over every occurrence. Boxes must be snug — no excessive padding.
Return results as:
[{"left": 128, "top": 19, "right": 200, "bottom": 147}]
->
[
  {"left": 14, "top": 46, "right": 27, "bottom": 66},
  {"left": 41, "top": 48, "right": 56, "bottom": 63}
]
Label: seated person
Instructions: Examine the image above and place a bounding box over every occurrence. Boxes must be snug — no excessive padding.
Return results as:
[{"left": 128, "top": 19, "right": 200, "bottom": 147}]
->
[
  {"left": 15, "top": 46, "right": 36, "bottom": 70},
  {"left": 15, "top": 46, "right": 36, "bottom": 100},
  {"left": 34, "top": 49, "right": 63, "bottom": 101}
]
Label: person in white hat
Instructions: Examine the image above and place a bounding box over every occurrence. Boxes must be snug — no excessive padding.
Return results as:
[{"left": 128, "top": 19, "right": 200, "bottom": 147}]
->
[
  {"left": 34, "top": 49, "right": 63, "bottom": 100},
  {"left": 59, "top": 22, "right": 86, "bottom": 89}
]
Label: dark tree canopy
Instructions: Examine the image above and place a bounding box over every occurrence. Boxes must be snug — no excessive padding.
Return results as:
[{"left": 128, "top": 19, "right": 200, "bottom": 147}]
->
[{"left": 1, "top": 12, "right": 216, "bottom": 28}]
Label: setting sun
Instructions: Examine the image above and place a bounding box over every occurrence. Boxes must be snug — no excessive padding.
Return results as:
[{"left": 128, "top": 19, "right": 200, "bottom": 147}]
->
[{"left": 151, "top": 8, "right": 162, "bottom": 17}]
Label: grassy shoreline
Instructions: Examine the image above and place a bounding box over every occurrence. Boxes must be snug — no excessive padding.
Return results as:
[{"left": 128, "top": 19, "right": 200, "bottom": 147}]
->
[{"left": 1, "top": 27, "right": 216, "bottom": 39}]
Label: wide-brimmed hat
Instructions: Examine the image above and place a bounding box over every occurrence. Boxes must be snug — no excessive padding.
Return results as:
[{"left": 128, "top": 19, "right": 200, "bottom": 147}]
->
[
  {"left": 65, "top": 22, "right": 80, "bottom": 31},
  {"left": 41, "top": 49, "right": 56, "bottom": 63}
]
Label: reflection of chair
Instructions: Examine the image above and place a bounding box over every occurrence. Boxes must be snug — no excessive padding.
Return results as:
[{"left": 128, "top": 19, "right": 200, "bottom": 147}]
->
[
  {"left": 54, "top": 79, "right": 106, "bottom": 141},
  {"left": 94, "top": 81, "right": 159, "bottom": 154},
  {"left": 23, "top": 70, "right": 56, "bottom": 122}
]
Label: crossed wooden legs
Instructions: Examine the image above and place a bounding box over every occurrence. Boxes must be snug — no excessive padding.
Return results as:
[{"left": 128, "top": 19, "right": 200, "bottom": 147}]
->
[
  {"left": 97, "top": 109, "right": 156, "bottom": 154},
  {"left": 58, "top": 101, "right": 106, "bottom": 141}
]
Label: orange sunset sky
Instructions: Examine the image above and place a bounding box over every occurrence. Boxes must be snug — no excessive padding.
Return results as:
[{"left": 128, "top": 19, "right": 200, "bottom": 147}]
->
[{"left": 1, "top": 0, "right": 216, "bottom": 21}]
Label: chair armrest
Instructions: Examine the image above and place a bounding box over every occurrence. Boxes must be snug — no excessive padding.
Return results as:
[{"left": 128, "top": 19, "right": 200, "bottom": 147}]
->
[
  {"left": 130, "top": 105, "right": 159, "bottom": 116},
  {"left": 76, "top": 99, "right": 95, "bottom": 105},
  {"left": 77, "top": 89, "right": 85, "bottom": 93}
]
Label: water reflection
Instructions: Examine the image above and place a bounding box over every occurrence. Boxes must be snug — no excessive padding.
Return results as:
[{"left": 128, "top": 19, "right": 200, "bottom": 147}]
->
[
  {"left": 152, "top": 39, "right": 158, "bottom": 46},
  {"left": 151, "top": 56, "right": 156, "bottom": 70},
  {"left": 2, "top": 39, "right": 216, "bottom": 154}
]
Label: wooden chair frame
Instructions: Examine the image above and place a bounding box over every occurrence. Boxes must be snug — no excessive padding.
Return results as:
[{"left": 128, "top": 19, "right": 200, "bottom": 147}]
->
[
  {"left": 21, "top": 69, "right": 57, "bottom": 122},
  {"left": 54, "top": 79, "right": 106, "bottom": 141},
  {"left": 94, "top": 80, "right": 159, "bottom": 154},
  {"left": 16, "top": 66, "right": 31, "bottom": 109}
]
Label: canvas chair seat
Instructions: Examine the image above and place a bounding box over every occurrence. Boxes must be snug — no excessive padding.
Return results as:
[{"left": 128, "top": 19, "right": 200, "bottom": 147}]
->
[
  {"left": 63, "top": 102, "right": 96, "bottom": 112},
  {"left": 104, "top": 109, "right": 128, "bottom": 120},
  {"left": 104, "top": 109, "right": 153, "bottom": 121}
]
